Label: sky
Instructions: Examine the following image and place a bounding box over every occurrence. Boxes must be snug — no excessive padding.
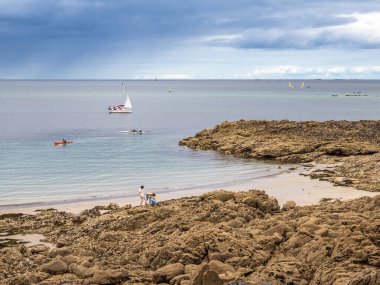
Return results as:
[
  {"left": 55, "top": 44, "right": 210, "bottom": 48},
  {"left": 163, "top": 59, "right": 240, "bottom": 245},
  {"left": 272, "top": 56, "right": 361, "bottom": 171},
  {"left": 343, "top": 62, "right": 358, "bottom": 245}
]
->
[{"left": 1, "top": 0, "right": 380, "bottom": 79}]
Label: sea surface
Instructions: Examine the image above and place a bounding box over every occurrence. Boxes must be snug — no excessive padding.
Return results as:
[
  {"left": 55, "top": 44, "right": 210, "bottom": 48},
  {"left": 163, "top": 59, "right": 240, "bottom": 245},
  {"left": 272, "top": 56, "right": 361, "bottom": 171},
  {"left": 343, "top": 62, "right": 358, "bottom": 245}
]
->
[{"left": 1, "top": 80, "right": 380, "bottom": 209}]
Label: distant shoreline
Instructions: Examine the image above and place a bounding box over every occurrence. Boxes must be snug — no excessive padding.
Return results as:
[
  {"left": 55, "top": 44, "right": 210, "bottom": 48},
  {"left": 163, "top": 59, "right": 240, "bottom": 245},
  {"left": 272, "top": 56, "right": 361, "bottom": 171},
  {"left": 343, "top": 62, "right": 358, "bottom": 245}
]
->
[{"left": 1, "top": 78, "right": 380, "bottom": 81}]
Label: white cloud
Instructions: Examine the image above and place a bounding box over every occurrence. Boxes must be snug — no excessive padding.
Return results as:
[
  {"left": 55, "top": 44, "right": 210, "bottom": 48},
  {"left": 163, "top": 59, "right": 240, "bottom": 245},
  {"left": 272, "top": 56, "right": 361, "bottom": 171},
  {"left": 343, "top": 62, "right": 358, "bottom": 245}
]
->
[
  {"left": 134, "top": 74, "right": 193, "bottom": 80},
  {"left": 244, "top": 65, "right": 380, "bottom": 78},
  {"left": 159, "top": 74, "right": 193, "bottom": 79},
  {"left": 200, "top": 34, "right": 243, "bottom": 44},
  {"left": 319, "top": 12, "right": 380, "bottom": 47},
  {"left": 222, "top": 12, "right": 380, "bottom": 49}
]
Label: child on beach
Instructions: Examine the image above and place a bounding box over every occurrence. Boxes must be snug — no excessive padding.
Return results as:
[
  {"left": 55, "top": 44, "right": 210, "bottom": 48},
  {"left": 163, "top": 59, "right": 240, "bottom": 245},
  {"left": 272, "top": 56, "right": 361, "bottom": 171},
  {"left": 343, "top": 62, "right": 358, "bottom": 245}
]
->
[
  {"left": 146, "top": 192, "right": 157, "bottom": 206},
  {"left": 138, "top": 185, "right": 148, "bottom": 206}
]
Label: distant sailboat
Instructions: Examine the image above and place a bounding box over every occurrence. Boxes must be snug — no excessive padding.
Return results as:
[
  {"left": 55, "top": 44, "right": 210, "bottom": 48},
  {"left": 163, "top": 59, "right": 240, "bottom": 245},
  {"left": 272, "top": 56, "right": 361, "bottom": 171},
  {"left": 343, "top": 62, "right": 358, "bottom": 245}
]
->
[
  {"left": 108, "top": 83, "right": 133, "bottom": 113},
  {"left": 300, "top": 82, "right": 305, "bottom": 88},
  {"left": 168, "top": 86, "right": 172, "bottom": 93},
  {"left": 288, "top": 82, "right": 294, "bottom": 88}
]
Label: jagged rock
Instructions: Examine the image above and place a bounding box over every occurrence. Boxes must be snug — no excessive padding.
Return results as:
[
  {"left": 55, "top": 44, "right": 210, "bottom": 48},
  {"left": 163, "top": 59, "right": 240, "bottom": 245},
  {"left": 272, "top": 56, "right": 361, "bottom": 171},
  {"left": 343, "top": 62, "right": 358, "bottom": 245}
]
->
[
  {"left": 184, "top": 264, "right": 198, "bottom": 274},
  {"left": 40, "top": 259, "right": 68, "bottom": 274},
  {"left": 29, "top": 245, "right": 49, "bottom": 254},
  {"left": 348, "top": 270, "right": 380, "bottom": 285},
  {"left": 191, "top": 263, "right": 210, "bottom": 285},
  {"left": 0, "top": 213, "right": 25, "bottom": 220},
  {"left": 203, "top": 270, "right": 223, "bottom": 285},
  {"left": 179, "top": 120, "right": 380, "bottom": 192},
  {"left": 152, "top": 263, "right": 185, "bottom": 283},
  {"left": 282, "top": 201, "right": 296, "bottom": 211},
  {"left": 61, "top": 255, "right": 80, "bottom": 266},
  {"left": 84, "top": 269, "right": 129, "bottom": 285},
  {"left": 69, "top": 264, "right": 99, "bottom": 278},
  {"left": 48, "top": 247, "right": 71, "bottom": 257},
  {"left": 169, "top": 273, "right": 191, "bottom": 285},
  {"left": 137, "top": 254, "right": 151, "bottom": 268},
  {"left": 208, "top": 260, "right": 236, "bottom": 275},
  {"left": 202, "top": 190, "right": 236, "bottom": 202},
  {"left": 1, "top": 191, "right": 380, "bottom": 285}
]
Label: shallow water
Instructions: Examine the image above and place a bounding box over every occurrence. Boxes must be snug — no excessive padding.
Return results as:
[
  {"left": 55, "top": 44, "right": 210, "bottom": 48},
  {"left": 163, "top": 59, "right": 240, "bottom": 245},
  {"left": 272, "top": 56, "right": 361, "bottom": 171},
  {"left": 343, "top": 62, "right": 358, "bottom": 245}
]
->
[{"left": 1, "top": 80, "right": 379, "bottom": 209}]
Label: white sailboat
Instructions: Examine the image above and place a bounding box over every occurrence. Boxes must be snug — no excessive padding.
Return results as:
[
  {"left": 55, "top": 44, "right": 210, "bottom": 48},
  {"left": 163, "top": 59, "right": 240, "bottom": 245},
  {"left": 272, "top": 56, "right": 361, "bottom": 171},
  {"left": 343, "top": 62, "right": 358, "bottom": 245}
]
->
[
  {"left": 108, "top": 83, "right": 133, "bottom": 113},
  {"left": 288, "top": 82, "right": 293, "bottom": 88},
  {"left": 300, "top": 82, "right": 305, "bottom": 88}
]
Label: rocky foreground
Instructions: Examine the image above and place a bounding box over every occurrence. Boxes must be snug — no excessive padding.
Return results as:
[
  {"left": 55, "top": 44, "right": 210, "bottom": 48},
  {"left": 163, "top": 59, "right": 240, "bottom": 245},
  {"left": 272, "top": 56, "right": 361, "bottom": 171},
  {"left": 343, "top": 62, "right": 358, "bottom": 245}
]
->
[
  {"left": 179, "top": 120, "right": 380, "bottom": 192},
  {"left": 1, "top": 190, "right": 380, "bottom": 285}
]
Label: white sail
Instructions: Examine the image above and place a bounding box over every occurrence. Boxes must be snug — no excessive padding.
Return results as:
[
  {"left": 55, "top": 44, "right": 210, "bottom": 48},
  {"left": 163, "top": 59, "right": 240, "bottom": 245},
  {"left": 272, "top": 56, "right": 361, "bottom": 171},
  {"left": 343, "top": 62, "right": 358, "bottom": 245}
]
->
[{"left": 124, "top": 94, "right": 132, "bottom": 109}]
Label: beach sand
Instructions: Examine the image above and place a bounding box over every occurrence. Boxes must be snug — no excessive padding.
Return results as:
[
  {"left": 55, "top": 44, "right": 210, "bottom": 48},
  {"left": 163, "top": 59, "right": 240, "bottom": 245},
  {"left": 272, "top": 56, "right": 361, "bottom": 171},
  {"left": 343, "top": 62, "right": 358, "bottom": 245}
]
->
[{"left": 0, "top": 165, "right": 376, "bottom": 215}]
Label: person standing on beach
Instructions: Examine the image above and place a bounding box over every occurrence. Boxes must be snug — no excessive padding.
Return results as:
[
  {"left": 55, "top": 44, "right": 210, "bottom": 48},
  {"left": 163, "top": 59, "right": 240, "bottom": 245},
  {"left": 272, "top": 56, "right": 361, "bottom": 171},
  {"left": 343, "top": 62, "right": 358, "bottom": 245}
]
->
[{"left": 138, "top": 185, "right": 148, "bottom": 206}]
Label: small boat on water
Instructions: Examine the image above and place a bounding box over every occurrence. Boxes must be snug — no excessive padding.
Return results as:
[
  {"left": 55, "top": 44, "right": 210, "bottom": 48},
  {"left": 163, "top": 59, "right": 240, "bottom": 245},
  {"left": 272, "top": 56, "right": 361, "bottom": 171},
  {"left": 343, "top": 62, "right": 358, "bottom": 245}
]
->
[
  {"left": 345, "top": 91, "right": 368, "bottom": 97},
  {"left": 108, "top": 83, "right": 133, "bottom": 113},
  {"left": 121, "top": 129, "right": 150, "bottom": 134},
  {"left": 54, "top": 141, "right": 73, "bottom": 145}
]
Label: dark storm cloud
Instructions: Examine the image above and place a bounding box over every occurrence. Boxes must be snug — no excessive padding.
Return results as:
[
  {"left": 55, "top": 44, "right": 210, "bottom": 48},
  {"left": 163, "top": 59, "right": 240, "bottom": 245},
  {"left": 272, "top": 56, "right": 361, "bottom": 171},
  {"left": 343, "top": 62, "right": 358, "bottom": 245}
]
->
[{"left": 0, "top": 0, "right": 379, "bottom": 78}]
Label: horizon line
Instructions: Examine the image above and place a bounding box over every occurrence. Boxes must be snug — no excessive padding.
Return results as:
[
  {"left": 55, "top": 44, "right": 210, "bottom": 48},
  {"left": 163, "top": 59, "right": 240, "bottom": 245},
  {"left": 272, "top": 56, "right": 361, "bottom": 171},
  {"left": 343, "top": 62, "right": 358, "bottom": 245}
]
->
[{"left": 0, "top": 78, "right": 378, "bottom": 81}]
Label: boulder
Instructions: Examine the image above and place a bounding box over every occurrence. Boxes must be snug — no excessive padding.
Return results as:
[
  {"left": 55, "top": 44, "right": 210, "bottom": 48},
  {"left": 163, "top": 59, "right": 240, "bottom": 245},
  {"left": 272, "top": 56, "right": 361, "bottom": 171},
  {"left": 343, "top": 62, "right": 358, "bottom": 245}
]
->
[
  {"left": 29, "top": 245, "right": 49, "bottom": 254},
  {"left": 152, "top": 263, "right": 185, "bottom": 283},
  {"left": 283, "top": 201, "right": 296, "bottom": 211},
  {"left": 191, "top": 263, "right": 209, "bottom": 285},
  {"left": 184, "top": 264, "right": 198, "bottom": 275},
  {"left": 138, "top": 254, "right": 151, "bottom": 268},
  {"left": 208, "top": 260, "right": 236, "bottom": 275},
  {"left": 169, "top": 273, "right": 191, "bottom": 285},
  {"left": 41, "top": 259, "right": 68, "bottom": 274},
  {"left": 203, "top": 270, "right": 223, "bottom": 285},
  {"left": 202, "top": 190, "right": 236, "bottom": 202},
  {"left": 85, "top": 269, "right": 129, "bottom": 285}
]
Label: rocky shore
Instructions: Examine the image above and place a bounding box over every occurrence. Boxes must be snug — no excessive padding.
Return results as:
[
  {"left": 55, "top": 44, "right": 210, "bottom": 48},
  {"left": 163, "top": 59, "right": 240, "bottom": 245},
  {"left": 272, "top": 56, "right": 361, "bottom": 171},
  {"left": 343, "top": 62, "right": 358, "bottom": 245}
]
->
[
  {"left": 1, "top": 190, "right": 380, "bottom": 285},
  {"left": 1, "top": 120, "right": 379, "bottom": 285},
  {"left": 179, "top": 120, "right": 380, "bottom": 192}
]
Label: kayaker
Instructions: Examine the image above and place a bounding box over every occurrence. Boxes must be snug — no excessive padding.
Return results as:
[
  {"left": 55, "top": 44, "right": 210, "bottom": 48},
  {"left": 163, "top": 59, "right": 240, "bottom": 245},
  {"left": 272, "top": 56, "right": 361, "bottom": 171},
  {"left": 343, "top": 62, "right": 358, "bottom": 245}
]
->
[{"left": 62, "top": 139, "right": 67, "bottom": 144}]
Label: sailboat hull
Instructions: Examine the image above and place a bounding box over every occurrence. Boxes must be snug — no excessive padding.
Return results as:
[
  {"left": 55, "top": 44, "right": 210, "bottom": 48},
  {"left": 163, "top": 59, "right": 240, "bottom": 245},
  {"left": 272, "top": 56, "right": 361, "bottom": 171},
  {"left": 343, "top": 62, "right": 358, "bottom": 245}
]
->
[{"left": 109, "top": 109, "right": 132, "bottom": 113}]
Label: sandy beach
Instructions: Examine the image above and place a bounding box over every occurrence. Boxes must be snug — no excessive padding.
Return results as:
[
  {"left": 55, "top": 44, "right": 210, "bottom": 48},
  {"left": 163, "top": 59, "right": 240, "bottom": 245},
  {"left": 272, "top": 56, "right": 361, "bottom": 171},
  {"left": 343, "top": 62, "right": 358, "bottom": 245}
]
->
[{"left": 1, "top": 163, "right": 376, "bottom": 215}]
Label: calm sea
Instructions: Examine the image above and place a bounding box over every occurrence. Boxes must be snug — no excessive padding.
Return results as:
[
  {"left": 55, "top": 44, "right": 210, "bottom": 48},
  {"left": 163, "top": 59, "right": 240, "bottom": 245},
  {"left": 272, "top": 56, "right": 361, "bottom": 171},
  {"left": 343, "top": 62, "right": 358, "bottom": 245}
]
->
[{"left": 1, "top": 80, "right": 379, "bottom": 209}]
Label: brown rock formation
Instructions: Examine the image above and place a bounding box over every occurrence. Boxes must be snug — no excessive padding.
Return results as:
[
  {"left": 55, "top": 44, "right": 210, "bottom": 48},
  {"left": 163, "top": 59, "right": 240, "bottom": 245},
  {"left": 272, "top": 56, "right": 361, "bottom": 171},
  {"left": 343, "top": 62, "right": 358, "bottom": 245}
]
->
[
  {"left": 179, "top": 120, "right": 380, "bottom": 191},
  {"left": 0, "top": 190, "right": 379, "bottom": 284}
]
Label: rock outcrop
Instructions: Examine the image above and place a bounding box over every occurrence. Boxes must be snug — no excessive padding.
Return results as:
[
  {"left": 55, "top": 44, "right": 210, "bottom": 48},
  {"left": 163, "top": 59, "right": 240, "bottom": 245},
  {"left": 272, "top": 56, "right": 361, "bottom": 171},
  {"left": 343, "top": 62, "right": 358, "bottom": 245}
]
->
[
  {"left": 1, "top": 190, "right": 379, "bottom": 284},
  {"left": 179, "top": 120, "right": 380, "bottom": 191}
]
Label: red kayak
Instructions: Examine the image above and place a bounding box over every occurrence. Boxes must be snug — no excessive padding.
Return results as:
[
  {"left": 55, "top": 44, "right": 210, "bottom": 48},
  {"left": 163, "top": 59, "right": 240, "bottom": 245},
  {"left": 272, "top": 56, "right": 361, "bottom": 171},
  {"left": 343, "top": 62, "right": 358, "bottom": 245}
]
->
[{"left": 54, "top": 141, "right": 73, "bottom": 145}]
